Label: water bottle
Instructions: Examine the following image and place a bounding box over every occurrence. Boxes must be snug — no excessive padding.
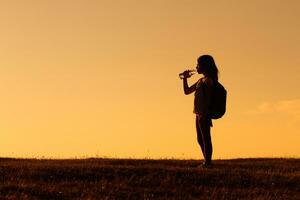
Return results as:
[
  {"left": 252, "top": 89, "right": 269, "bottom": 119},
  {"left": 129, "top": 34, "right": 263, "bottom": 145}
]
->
[{"left": 179, "top": 69, "right": 196, "bottom": 79}]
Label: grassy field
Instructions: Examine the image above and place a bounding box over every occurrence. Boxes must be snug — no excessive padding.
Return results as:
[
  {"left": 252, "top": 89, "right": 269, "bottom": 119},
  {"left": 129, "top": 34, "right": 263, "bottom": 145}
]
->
[{"left": 0, "top": 158, "right": 299, "bottom": 200}]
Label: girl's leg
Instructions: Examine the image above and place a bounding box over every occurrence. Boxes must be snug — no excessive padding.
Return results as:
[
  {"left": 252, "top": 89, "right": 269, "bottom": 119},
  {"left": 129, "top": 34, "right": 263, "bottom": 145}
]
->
[
  {"left": 196, "top": 116, "right": 205, "bottom": 159},
  {"left": 199, "top": 117, "right": 213, "bottom": 163}
]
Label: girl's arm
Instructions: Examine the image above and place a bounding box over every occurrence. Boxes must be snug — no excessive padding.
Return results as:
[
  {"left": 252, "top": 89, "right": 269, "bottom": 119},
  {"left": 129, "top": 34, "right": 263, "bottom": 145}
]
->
[{"left": 183, "top": 78, "right": 197, "bottom": 95}]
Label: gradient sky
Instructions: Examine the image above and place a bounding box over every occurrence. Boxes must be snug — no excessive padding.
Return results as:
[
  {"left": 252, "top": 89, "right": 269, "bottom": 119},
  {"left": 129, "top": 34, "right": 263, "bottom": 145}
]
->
[{"left": 1, "top": 0, "right": 299, "bottom": 159}]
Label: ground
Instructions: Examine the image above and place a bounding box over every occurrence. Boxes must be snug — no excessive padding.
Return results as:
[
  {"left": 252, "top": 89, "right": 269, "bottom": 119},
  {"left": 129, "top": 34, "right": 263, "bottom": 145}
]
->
[{"left": 0, "top": 158, "right": 299, "bottom": 199}]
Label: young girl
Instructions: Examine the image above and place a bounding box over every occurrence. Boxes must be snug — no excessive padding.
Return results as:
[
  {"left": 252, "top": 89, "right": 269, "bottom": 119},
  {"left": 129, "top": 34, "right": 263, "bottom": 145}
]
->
[{"left": 182, "top": 55, "right": 219, "bottom": 167}]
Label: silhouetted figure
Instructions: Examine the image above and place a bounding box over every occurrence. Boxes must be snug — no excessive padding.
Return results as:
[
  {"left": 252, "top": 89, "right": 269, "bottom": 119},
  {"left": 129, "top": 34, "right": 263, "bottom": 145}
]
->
[{"left": 181, "top": 55, "right": 219, "bottom": 167}]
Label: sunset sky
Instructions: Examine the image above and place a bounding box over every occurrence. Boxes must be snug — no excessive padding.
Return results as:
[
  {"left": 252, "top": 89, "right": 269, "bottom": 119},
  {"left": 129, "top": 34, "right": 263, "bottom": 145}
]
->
[{"left": 1, "top": 0, "right": 299, "bottom": 159}]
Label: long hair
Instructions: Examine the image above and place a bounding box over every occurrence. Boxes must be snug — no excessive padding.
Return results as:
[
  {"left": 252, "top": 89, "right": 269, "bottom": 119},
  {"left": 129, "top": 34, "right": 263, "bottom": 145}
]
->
[{"left": 198, "top": 55, "right": 219, "bottom": 81}]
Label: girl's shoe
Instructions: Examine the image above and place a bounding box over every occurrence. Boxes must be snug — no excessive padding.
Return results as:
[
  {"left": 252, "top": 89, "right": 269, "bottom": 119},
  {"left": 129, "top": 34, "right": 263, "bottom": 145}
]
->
[{"left": 202, "top": 160, "right": 212, "bottom": 168}]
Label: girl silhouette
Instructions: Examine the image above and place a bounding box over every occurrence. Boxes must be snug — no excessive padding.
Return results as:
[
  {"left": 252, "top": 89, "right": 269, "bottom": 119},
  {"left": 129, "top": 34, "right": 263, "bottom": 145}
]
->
[{"left": 182, "top": 55, "right": 219, "bottom": 167}]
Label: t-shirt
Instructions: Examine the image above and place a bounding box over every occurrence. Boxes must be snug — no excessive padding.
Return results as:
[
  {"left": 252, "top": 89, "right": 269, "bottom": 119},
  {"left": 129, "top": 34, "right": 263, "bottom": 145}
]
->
[{"left": 193, "top": 77, "right": 214, "bottom": 116}]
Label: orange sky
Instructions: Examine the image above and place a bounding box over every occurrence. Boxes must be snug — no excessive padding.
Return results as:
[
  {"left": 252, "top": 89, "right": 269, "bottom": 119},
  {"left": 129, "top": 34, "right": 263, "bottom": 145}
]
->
[{"left": 0, "top": 0, "right": 299, "bottom": 159}]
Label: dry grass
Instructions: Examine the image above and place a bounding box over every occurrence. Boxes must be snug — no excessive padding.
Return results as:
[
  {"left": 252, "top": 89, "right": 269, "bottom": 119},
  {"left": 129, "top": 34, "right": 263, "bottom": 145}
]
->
[{"left": 0, "top": 158, "right": 299, "bottom": 199}]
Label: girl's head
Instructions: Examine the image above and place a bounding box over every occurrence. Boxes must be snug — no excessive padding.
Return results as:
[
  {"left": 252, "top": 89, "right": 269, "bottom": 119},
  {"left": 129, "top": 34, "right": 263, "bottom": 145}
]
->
[{"left": 196, "top": 55, "right": 219, "bottom": 80}]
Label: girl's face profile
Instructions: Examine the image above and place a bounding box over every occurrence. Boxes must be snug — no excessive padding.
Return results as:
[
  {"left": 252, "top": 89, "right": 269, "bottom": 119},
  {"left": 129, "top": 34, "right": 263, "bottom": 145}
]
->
[{"left": 196, "top": 63, "right": 204, "bottom": 74}]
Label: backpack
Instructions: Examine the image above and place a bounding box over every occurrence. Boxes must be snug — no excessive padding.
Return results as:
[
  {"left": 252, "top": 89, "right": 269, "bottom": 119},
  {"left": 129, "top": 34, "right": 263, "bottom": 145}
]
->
[{"left": 209, "top": 81, "right": 227, "bottom": 119}]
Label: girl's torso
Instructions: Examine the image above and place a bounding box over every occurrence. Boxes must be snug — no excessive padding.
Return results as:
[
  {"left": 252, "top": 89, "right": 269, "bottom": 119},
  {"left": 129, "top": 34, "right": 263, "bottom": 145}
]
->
[{"left": 193, "top": 76, "right": 214, "bottom": 116}]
